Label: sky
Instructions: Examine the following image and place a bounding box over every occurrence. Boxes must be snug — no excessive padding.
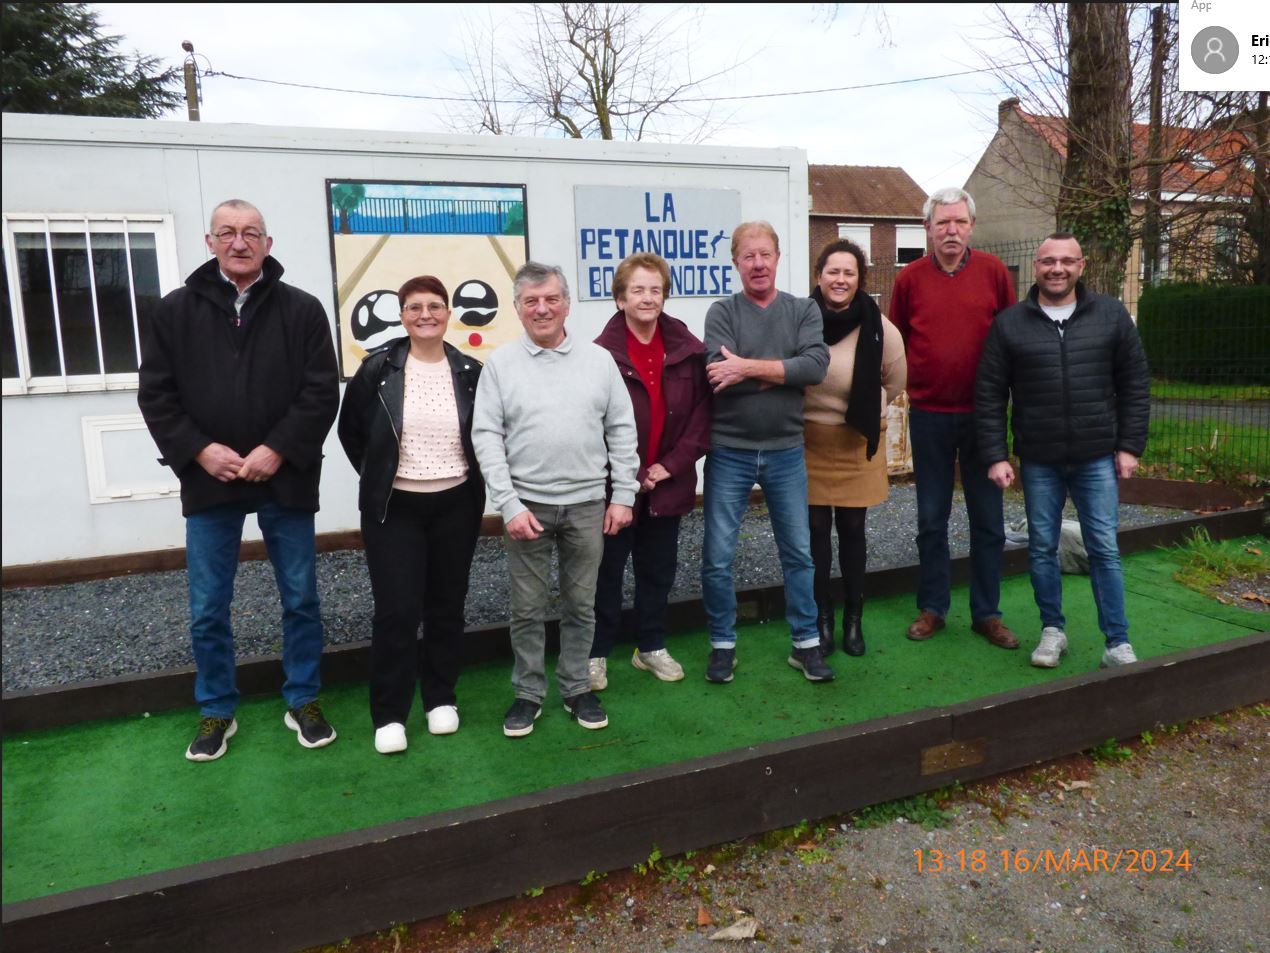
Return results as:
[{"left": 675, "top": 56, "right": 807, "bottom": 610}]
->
[{"left": 94, "top": 3, "right": 1041, "bottom": 196}]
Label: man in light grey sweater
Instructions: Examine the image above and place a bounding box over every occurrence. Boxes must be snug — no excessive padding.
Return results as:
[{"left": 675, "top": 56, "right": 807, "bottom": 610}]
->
[
  {"left": 702, "top": 222, "right": 832, "bottom": 684},
  {"left": 473, "top": 262, "right": 640, "bottom": 738}
]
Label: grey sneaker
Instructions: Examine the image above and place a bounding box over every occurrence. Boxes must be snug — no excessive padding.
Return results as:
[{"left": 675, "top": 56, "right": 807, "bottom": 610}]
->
[
  {"left": 1030, "top": 627, "right": 1068, "bottom": 668},
  {"left": 705, "top": 648, "right": 737, "bottom": 683},
  {"left": 588, "top": 657, "right": 608, "bottom": 692},
  {"left": 563, "top": 692, "right": 609, "bottom": 730},
  {"left": 185, "top": 716, "right": 237, "bottom": 762},
  {"left": 1100, "top": 643, "right": 1139, "bottom": 668},
  {"left": 788, "top": 645, "right": 835, "bottom": 682},
  {"left": 632, "top": 648, "right": 685, "bottom": 682},
  {"left": 503, "top": 698, "right": 542, "bottom": 738}
]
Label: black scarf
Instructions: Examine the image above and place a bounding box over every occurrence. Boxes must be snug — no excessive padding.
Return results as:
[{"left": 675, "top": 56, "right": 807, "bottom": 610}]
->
[{"left": 811, "top": 286, "right": 884, "bottom": 459}]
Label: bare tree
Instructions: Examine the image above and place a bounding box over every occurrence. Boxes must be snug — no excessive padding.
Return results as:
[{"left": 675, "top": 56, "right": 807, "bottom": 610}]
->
[
  {"left": 1059, "top": 2, "right": 1132, "bottom": 294},
  {"left": 447, "top": 3, "right": 739, "bottom": 142},
  {"left": 970, "top": 3, "right": 1267, "bottom": 288}
]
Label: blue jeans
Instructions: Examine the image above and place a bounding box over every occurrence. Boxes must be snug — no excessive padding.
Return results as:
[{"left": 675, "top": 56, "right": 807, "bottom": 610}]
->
[
  {"left": 702, "top": 445, "right": 818, "bottom": 650},
  {"left": 1021, "top": 456, "right": 1129, "bottom": 646},
  {"left": 185, "top": 501, "right": 324, "bottom": 717},
  {"left": 909, "top": 408, "right": 1004, "bottom": 623}
]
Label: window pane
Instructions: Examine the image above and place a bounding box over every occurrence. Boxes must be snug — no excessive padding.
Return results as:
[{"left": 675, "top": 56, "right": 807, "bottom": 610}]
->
[
  {"left": 52, "top": 233, "right": 105, "bottom": 375},
  {"left": 129, "top": 233, "right": 162, "bottom": 367},
  {"left": 90, "top": 232, "right": 148, "bottom": 373},
  {"left": 15, "top": 232, "right": 63, "bottom": 377},
  {"left": 896, "top": 225, "right": 926, "bottom": 265},
  {"left": 836, "top": 225, "right": 872, "bottom": 263},
  {"left": 2, "top": 258, "right": 18, "bottom": 379}
]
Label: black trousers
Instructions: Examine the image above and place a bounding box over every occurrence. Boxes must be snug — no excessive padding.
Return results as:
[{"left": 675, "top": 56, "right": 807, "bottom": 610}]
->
[
  {"left": 591, "top": 499, "right": 681, "bottom": 658},
  {"left": 361, "top": 482, "right": 479, "bottom": 727},
  {"left": 808, "top": 505, "right": 867, "bottom": 606}
]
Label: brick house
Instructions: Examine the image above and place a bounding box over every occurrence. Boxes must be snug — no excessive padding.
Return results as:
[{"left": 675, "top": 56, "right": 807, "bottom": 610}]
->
[
  {"left": 807, "top": 164, "right": 929, "bottom": 315},
  {"left": 964, "top": 97, "right": 1257, "bottom": 311}
]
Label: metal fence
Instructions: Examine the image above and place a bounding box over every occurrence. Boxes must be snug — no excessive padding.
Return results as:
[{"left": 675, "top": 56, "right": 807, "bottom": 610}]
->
[
  {"left": 978, "top": 239, "right": 1269, "bottom": 487},
  {"left": 333, "top": 197, "right": 523, "bottom": 235}
]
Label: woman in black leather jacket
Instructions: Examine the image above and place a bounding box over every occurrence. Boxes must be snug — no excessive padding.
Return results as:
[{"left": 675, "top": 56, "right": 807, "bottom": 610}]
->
[{"left": 338, "top": 275, "right": 483, "bottom": 754}]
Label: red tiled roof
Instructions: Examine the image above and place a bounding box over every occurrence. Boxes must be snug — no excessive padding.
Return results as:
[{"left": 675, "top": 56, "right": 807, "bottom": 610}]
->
[
  {"left": 808, "top": 165, "right": 927, "bottom": 218},
  {"left": 1012, "top": 104, "right": 1252, "bottom": 197}
]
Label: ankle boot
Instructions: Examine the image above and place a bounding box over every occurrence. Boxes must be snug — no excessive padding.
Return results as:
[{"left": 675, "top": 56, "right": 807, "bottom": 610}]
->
[
  {"left": 843, "top": 599, "right": 865, "bottom": 656},
  {"left": 816, "top": 598, "right": 836, "bottom": 657}
]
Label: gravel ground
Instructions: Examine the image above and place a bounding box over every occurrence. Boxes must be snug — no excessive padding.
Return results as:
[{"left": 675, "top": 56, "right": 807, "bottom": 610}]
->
[
  {"left": 2, "top": 484, "right": 1181, "bottom": 693},
  {"left": 305, "top": 706, "right": 1270, "bottom": 953}
]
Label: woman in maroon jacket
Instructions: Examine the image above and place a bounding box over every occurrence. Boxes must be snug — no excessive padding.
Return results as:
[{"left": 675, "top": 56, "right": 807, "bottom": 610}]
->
[{"left": 589, "top": 253, "right": 711, "bottom": 690}]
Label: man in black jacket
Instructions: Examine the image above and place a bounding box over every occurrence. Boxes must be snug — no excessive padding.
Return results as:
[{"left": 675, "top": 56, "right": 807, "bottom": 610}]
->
[
  {"left": 139, "top": 199, "right": 340, "bottom": 761},
  {"left": 976, "top": 233, "right": 1150, "bottom": 672}
]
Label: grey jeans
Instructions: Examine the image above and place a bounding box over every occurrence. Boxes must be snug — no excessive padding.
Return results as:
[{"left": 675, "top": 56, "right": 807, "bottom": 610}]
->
[{"left": 504, "top": 499, "right": 605, "bottom": 704}]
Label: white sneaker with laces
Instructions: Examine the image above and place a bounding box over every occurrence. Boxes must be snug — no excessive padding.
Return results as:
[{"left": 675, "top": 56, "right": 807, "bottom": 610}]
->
[
  {"left": 588, "top": 657, "right": 608, "bottom": 691},
  {"left": 1030, "top": 627, "right": 1068, "bottom": 668},
  {"left": 426, "top": 705, "right": 459, "bottom": 735},
  {"left": 374, "top": 722, "right": 407, "bottom": 754},
  {"left": 632, "top": 648, "right": 685, "bottom": 682},
  {"left": 1100, "top": 643, "right": 1139, "bottom": 667}
]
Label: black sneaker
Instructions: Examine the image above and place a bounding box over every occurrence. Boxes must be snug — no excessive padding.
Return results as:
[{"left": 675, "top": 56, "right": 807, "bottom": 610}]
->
[
  {"left": 284, "top": 701, "right": 337, "bottom": 748},
  {"left": 705, "top": 648, "right": 737, "bottom": 683},
  {"left": 503, "top": 698, "right": 542, "bottom": 738},
  {"left": 185, "top": 716, "right": 237, "bottom": 762},
  {"left": 788, "top": 646, "right": 835, "bottom": 682},
  {"left": 563, "top": 692, "right": 609, "bottom": 730}
]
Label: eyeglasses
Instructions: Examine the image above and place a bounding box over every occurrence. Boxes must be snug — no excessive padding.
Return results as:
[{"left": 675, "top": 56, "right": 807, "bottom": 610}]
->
[
  {"left": 213, "top": 228, "right": 265, "bottom": 245},
  {"left": 1036, "top": 257, "right": 1083, "bottom": 268},
  {"left": 403, "top": 302, "right": 448, "bottom": 316}
]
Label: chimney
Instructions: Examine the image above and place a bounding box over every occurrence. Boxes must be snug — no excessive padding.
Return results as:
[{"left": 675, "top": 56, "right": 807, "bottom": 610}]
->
[{"left": 999, "top": 97, "right": 1020, "bottom": 127}]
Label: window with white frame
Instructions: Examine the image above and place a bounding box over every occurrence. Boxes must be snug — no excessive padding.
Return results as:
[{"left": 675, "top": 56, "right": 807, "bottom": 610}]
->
[
  {"left": 2, "top": 214, "right": 179, "bottom": 395},
  {"left": 1138, "top": 220, "right": 1171, "bottom": 283},
  {"left": 835, "top": 223, "right": 872, "bottom": 263},
  {"left": 895, "top": 224, "right": 927, "bottom": 265},
  {"left": 1214, "top": 219, "right": 1241, "bottom": 280}
]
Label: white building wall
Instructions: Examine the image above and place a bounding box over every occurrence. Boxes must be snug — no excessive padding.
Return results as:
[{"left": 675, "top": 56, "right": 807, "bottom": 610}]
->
[{"left": 2, "top": 115, "right": 808, "bottom": 567}]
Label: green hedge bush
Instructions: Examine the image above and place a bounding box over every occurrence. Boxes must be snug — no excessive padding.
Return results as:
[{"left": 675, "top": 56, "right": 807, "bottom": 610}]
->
[{"left": 1137, "top": 283, "right": 1270, "bottom": 385}]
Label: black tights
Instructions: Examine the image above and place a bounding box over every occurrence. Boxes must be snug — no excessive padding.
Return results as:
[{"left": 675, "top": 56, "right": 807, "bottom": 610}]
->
[{"left": 808, "top": 505, "right": 867, "bottom": 605}]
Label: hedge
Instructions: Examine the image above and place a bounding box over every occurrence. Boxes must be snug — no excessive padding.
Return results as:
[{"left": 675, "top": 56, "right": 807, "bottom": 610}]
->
[{"left": 1137, "top": 283, "right": 1270, "bottom": 385}]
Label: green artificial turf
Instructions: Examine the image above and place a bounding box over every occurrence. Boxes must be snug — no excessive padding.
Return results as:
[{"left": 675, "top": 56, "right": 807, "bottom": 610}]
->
[{"left": 3, "top": 544, "right": 1266, "bottom": 905}]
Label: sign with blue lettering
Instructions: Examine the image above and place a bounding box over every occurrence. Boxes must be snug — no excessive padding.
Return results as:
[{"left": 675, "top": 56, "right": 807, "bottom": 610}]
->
[{"left": 574, "top": 186, "right": 741, "bottom": 301}]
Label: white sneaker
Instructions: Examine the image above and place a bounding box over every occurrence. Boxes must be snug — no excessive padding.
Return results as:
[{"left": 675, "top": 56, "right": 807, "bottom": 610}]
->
[
  {"left": 374, "top": 722, "right": 407, "bottom": 754},
  {"left": 632, "top": 648, "right": 685, "bottom": 682},
  {"left": 588, "top": 657, "right": 608, "bottom": 691},
  {"left": 426, "top": 705, "right": 459, "bottom": 735},
  {"left": 1100, "top": 643, "right": 1139, "bottom": 668},
  {"left": 1030, "top": 627, "right": 1068, "bottom": 668}
]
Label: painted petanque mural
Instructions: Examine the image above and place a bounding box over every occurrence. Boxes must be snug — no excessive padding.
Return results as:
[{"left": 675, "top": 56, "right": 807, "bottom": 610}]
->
[{"left": 326, "top": 180, "right": 528, "bottom": 377}]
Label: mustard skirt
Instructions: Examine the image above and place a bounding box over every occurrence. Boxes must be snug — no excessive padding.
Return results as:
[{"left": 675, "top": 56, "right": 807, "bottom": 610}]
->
[{"left": 804, "top": 419, "right": 889, "bottom": 508}]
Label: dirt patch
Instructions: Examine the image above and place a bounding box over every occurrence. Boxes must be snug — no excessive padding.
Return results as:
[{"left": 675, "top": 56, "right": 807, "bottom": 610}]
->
[
  {"left": 305, "top": 705, "right": 1270, "bottom": 953},
  {"left": 1211, "top": 572, "right": 1270, "bottom": 612}
]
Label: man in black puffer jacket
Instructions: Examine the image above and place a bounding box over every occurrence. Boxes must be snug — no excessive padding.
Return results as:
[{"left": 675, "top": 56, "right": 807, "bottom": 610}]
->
[
  {"left": 139, "top": 199, "right": 340, "bottom": 762},
  {"left": 976, "top": 232, "right": 1149, "bottom": 673}
]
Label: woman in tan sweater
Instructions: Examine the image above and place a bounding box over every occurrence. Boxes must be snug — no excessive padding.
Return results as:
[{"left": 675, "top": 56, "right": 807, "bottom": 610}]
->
[{"left": 804, "top": 240, "right": 907, "bottom": 656}]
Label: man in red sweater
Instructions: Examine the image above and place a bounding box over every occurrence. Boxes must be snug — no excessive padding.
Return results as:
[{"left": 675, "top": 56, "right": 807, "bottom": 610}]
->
[{"left": 889, "top": 188, "right": 1019, "bottom": 649}]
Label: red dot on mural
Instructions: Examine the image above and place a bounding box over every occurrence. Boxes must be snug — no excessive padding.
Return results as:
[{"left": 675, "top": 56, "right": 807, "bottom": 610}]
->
[{"left": 468, "top": 332, "right": 483, "bottom": 347}]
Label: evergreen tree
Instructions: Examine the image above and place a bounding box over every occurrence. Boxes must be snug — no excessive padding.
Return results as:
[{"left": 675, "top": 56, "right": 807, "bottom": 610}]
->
[{"left": 1, "top": 3, "right": 182, "bottom": 117}]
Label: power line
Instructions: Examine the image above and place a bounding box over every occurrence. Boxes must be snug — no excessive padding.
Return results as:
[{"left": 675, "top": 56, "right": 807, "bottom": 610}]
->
[
  {"left": 677, "top": 64, "right": 1033, "bottom": 102},
  {"left": 203, "top": 63, "right": 1027, "bottom": 106}
]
